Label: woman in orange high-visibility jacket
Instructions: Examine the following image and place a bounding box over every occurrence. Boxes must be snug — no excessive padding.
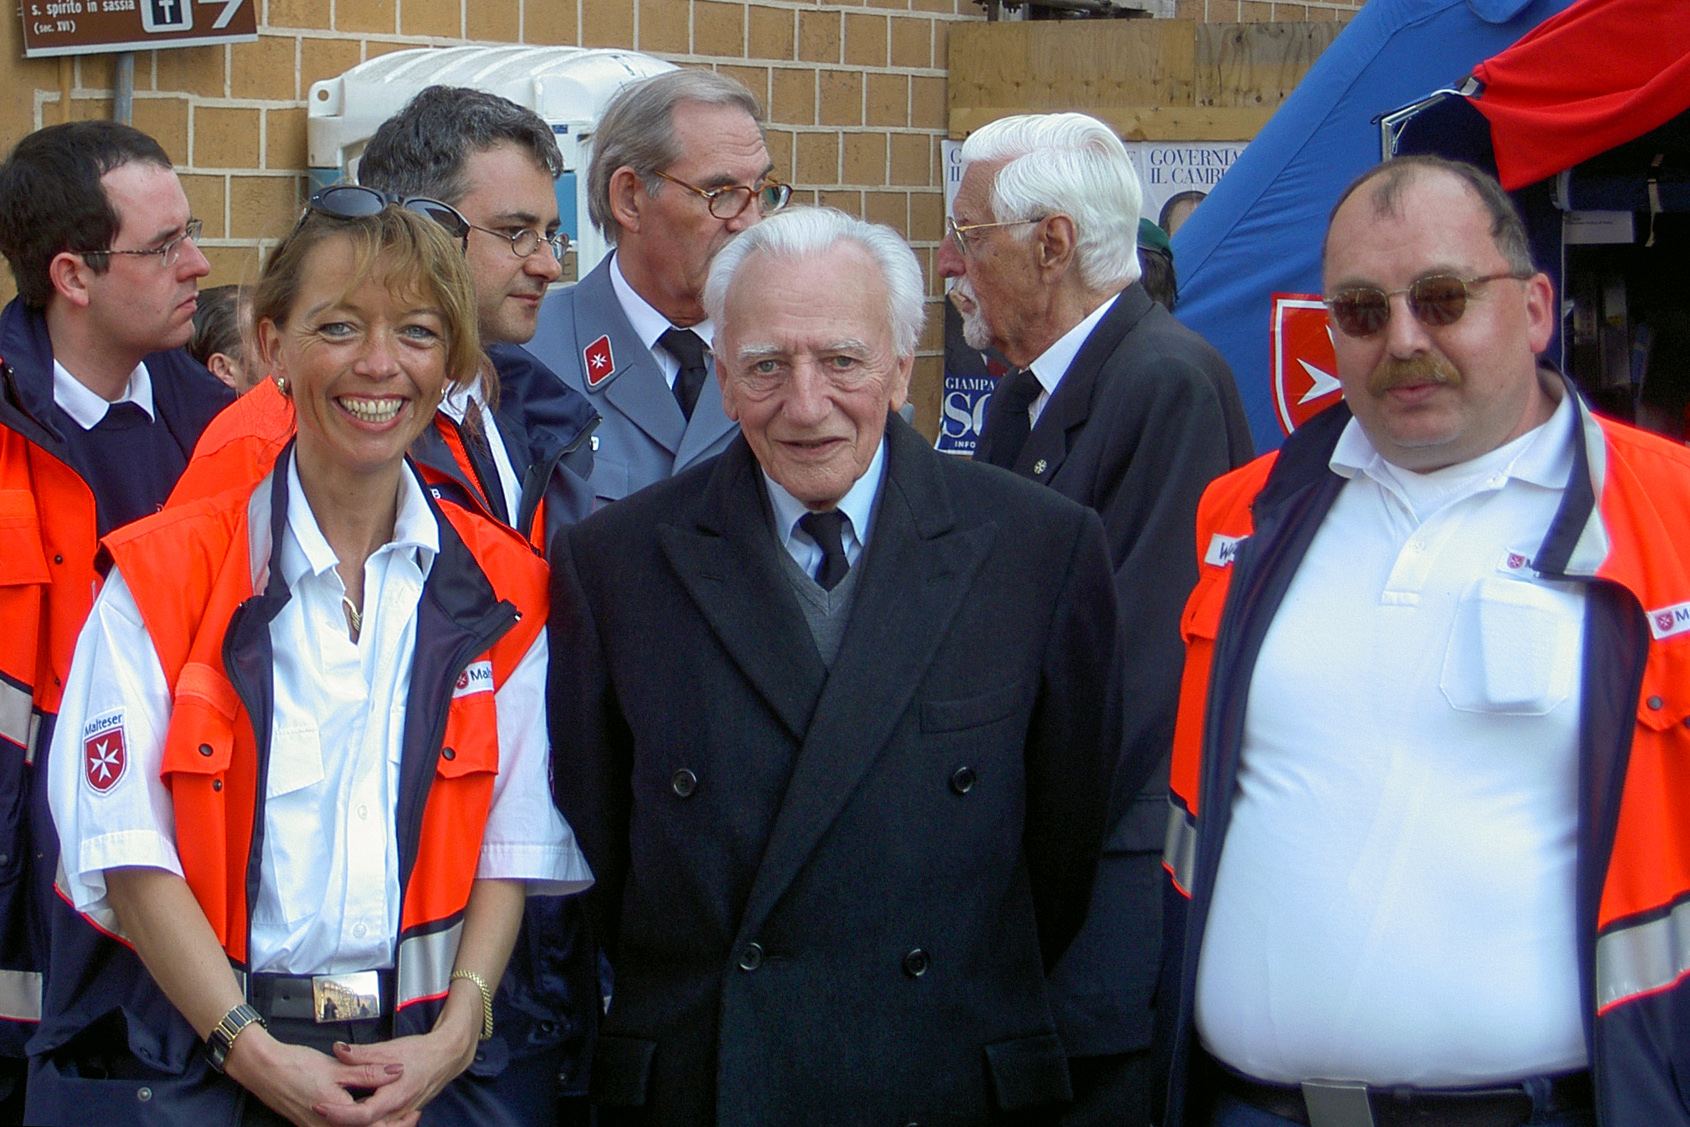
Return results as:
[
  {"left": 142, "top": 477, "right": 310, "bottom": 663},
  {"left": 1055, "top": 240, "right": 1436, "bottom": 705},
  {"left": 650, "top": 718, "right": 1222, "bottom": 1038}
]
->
[{"left": 30, "top": 201, "right": 590, "bottom": 1127}]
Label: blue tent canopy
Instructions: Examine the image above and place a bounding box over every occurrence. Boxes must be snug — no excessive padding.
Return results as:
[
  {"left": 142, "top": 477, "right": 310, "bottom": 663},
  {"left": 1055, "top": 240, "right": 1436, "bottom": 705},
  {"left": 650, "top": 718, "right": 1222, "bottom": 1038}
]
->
[{"left": 1171, "top": 0, "right": 1573, "bottom": 452}]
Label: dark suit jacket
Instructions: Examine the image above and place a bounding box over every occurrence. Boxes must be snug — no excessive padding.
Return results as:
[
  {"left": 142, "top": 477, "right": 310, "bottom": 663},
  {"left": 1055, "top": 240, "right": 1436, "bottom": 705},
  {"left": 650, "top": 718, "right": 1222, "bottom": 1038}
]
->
[
  {"left": 550, "top": 416, "right": 1122, "bottom": 1125},
  {"left": 976, "top": 283, "right": 1252, "bottom": 1058}
]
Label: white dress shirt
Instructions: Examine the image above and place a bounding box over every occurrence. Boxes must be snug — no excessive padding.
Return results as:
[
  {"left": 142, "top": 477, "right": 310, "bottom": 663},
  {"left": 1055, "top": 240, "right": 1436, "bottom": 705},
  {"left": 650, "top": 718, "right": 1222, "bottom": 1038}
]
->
[
  {"left": 609, "top": 251, "right": 715, "bottom": 390},
  {"left": 1022, "top": 291, "right": 1119, "bottom": 426},
  {"left": 53, "top": 358, "right": 153, "bottom": 426},
  {"left": 50, "top": 454, "right": 590, "bottom": 976},
  {"left": 439, "top": 380, "right": 522, "bottom": 524},
  {"left": 763, "top": 438, "right": 886, "bottom": 578},
  {"left": 1195, "top": 391, "right": 1587, "bottom": 1086}
]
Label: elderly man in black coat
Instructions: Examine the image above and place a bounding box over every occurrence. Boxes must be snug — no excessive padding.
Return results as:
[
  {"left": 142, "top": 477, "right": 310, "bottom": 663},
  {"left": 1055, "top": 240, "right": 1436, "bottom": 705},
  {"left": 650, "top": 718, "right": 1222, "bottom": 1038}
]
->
[
  {"left": 549, "top": 206, "right": 1128, "bottom": 1125},
  {"left": 940, "top": 112, "right": 1253, "bottom": 1127}
]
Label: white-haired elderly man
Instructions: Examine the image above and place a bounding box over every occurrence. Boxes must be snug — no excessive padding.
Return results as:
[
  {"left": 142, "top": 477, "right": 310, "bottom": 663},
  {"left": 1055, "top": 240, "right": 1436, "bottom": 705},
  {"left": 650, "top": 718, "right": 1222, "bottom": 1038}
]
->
[
  {"left": 549, "top": 206, "right": 1133, "bottom": 1124},
  {"left": 938, "top": 111, "right": 1254, "bottom": 1125}
]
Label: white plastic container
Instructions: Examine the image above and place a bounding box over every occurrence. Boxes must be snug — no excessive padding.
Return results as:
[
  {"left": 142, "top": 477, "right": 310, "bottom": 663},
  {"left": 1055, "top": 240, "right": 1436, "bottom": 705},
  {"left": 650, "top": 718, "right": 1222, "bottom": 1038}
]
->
[{"left": 307, "top": 45, "right": 675, "bottom": 275}]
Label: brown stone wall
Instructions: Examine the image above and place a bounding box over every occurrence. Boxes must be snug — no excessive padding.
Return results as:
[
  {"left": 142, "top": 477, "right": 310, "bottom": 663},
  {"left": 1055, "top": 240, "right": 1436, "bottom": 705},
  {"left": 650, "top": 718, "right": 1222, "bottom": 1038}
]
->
[{"left": 0, "top": 0, "right": 1350, "bottom": 424}]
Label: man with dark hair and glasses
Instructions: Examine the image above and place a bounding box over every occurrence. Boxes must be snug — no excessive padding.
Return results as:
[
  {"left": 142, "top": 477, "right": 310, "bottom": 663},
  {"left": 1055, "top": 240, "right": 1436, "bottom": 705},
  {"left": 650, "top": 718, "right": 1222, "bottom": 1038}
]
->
[
  {"left": 0, "top": 119, "right": 232, "bottom": 1119},
  {"left": 1158, "top": 155, "right": 1690, "bottom": 1127},
  {"left": 358, "top": 85, "right": 599, "bottom": 543},
  {"left": 528, "top": 68, "right": 789, "bottom": 507}
]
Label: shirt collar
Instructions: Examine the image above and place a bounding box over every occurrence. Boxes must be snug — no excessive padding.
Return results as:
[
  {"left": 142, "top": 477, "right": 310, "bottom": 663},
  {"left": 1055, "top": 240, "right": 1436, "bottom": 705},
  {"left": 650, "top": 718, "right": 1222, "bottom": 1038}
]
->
[
  {"left": 1025, "top": 290, "right": 1120, "bottom": 399},
  {"left": 764, "top": 436, "right": 887, "bottom": 555},
  {"left": 52, "top": 359, "right": 154, "bottom": 427},
  {"left": 609, "top": 251, "right": 715, "bottom": 352},
  {"left": 1330, "top": 377, "right": 1576, "bottom": 492},
  {"left": 279, "top": 451, "right": 439, "bottom": 589},
  {"left": 438, "top": 377, "right": 487, "bottom": 424}
]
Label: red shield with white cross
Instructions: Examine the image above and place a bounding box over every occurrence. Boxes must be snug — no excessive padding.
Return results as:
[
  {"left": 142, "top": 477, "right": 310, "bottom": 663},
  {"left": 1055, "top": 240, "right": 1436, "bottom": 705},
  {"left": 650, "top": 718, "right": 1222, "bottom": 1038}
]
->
[
  {"left": 84, "top": 727, "right": 127, "bottom": 793},
  {"left": 1271, "top": 294, "right": 1343, "bottom": 435},
  {"left": 583, "top": 335, "right": 615, "bottom": 387}
]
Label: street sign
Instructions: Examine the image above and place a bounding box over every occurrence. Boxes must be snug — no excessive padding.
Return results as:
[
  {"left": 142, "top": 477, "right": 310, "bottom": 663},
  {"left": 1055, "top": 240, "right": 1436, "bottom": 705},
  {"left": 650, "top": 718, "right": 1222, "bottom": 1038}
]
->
[{"left": 22, "top": 0, "right": 256, "bottom": 58}]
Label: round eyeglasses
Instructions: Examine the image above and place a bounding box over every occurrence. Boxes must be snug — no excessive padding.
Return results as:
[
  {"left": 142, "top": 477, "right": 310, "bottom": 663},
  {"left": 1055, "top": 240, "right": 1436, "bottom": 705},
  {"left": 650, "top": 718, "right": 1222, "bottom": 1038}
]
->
[
  {"left": 305, "top": 185, "right": 471, "bottom": 249},
  {"left": 467, "top": 223, "right": 571, "bottom": 261},
  {"left": 1324, "top": 272, "right": 1534, "bottom": 338},
  {"left": 652, "top": 170, "right": 793, "bottom": 220},
  {"left": 84, "top": 218, "right": 204, "bottom": 268}
]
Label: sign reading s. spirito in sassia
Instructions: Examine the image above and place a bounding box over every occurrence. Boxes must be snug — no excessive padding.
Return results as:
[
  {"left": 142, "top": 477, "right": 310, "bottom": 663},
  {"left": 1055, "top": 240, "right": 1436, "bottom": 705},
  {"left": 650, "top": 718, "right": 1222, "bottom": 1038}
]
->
[{"left": 22, "top": 0, "right": 256, "bottom": 58}]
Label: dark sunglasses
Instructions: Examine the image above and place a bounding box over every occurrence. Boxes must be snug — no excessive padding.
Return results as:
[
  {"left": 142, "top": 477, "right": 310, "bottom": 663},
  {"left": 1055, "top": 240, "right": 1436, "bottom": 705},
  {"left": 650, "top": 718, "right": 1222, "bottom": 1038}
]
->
[
  {"left": 1324, "top": 271, "right": 1533, "bottom": 338},
  {"left": 304, "top": 185, "right": 471, "bottom": 249}
]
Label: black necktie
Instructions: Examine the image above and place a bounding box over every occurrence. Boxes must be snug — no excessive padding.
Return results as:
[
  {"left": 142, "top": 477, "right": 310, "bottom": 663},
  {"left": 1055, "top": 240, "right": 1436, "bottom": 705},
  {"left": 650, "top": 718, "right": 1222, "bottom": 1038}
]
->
[
  {"left": 798, "top": 510, "right": 851, "bottom": 591},
  {"left": 982, "top": 368, "right": 1042, "bottom": 470},
  {"left": 660, "top": 328, "right": 710, "bottom": 421}
]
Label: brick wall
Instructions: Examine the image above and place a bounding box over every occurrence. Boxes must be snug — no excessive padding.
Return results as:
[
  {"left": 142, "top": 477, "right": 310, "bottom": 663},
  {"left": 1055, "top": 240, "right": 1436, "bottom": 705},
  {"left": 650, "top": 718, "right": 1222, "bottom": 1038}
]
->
[{"left": 0, "top": 0, "right": 1350, "bottom": 421}]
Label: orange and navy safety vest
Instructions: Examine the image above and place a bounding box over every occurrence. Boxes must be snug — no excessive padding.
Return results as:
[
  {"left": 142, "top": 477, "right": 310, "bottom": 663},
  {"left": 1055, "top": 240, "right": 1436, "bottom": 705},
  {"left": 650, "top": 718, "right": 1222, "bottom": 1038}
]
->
[
  {"left": 1158, "top": 387, "right": 1690, "bottom": 1127},
  {"left": 103, "top": 454, "right": 547, "bottom": 1028}
]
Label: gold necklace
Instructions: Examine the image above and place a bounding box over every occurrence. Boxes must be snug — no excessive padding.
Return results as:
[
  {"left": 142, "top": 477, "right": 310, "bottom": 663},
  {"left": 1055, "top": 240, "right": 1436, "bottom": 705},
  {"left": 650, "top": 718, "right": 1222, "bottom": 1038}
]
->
[{"left": 341, "top": 595, "right": 363, "bottom": 640}]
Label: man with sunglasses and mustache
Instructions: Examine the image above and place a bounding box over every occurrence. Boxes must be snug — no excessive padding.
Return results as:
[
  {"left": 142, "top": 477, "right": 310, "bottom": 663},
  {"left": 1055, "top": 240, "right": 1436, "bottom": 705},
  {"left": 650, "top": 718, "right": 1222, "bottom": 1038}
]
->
[
  {"left": 1157, "top": 155, "right": 1690, "bottom": 1127},
  {"left": 0, "top": 121, "right": 233, "bottom": 1122},
  {"left": 528, "top": 69, "right": 789, "bottom": 509}
]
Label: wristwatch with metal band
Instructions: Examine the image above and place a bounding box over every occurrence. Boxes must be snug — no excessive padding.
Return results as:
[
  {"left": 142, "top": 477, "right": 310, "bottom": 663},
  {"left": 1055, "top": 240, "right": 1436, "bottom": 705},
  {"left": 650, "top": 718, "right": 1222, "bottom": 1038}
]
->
[{"left": 205, "top": 1003, "right": 267, "bottom": 1073}]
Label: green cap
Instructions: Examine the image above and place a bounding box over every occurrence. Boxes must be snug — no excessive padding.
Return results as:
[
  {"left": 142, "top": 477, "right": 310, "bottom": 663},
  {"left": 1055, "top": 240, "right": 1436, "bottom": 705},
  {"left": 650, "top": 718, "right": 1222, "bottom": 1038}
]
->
[{"left": 1137, "top": 217, "right": 1172, "bottom": 258}]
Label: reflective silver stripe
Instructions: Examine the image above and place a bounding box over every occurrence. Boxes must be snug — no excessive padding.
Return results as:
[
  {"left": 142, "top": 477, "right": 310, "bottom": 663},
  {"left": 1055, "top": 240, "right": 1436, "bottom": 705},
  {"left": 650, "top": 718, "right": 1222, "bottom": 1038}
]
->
[
  {"left": 1596, "top": 901, "right": 1690, "bottom": 1013},
  {"left": 0, "top": 678, "right": 33, "bottom": 754},
  {"left": 1163, "top": 800, "right": 1197, "bottom": 895},
  {"left": 0, "top": 969, "right": 42, "bottom": 1022},
  {"left": 395, "top": 920, "right": 462, "bottom": 1008}
]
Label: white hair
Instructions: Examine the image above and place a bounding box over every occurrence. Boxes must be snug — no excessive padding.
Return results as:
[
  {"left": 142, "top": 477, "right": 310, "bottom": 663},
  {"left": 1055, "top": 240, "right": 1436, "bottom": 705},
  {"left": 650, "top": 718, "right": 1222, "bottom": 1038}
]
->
[
  {"left": 959, "top": 112, "right": 1143, "bottom": 291},
  {"left": 702, "top": 206, "right": 926, "bottom": 359}
]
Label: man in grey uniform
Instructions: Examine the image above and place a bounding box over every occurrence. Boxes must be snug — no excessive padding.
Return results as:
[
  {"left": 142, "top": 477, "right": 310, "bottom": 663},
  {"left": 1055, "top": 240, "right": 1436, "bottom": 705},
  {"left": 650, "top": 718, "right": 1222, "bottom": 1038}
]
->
[{"left": 526, "top": 68, "right": 789, "bottom": 507}]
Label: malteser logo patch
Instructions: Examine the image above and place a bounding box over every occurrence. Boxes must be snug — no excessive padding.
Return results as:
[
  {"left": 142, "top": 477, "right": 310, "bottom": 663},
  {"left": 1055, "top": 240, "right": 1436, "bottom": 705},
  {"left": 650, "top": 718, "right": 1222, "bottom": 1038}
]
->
[
  {"left": 453, "top": 661, "right": 494, "bottom": 698},
  {"left": 1204, "top": 534, "right": 1243, "bottom": 568},
  {"left": 82, "top": 712, "right": 127, "bottom": 793},
  {"left": 1497, "top": 549, "right": 1533, "bottom": 574},
  {"left": 583, "top": 335, "right": 615, "bottom": 387},
  {"left": 1648, "top": 601, "right": 1690, "bottom": 641}
]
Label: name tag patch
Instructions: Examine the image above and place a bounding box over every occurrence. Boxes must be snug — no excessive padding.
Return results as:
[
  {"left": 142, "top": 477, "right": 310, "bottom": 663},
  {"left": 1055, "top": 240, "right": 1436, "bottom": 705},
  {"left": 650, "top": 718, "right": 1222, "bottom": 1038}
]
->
[
  {"left": 1648, "top": 600, "right": 1690, "bottom": 641},
  {"left": 453, "top": 661, "right": 494, "bottom": 698},
  {"left": 82, "top": 711, "right": 127, "bottom": 794},
  {"left": 1204, "top": 533, "right": 1243, "bottom": 568}
]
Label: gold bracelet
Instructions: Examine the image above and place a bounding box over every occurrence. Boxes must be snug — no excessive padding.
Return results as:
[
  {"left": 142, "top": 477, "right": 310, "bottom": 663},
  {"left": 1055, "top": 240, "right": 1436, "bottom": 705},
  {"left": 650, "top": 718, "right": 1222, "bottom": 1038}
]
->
[{"left": 449, "top": 969, "right": 494, "bottom": 1041}]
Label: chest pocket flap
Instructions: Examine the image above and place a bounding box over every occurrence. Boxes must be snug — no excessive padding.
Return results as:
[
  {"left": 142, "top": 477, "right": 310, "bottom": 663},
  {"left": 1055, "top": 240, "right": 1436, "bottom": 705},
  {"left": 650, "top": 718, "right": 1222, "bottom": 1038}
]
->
[
  {"left": 1637, "top": 635, "right": 1690, "bottom": 732},
  {"left": 0, "top": 489, "right": 50, "bottom": 586},
  {"left": 438, "top": 665, "right": 500, "bottom": 779}
]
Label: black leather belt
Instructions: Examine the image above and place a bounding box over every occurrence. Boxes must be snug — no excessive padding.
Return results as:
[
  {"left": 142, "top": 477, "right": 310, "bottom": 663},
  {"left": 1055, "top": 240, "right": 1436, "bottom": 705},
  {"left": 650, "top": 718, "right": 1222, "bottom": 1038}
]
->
[
  {"left": 1216, "top": 1066, "right": 1592, "bottom": 1127},
  {"left": 247, "top": 969, "right": 393, "bottom": 1024}
]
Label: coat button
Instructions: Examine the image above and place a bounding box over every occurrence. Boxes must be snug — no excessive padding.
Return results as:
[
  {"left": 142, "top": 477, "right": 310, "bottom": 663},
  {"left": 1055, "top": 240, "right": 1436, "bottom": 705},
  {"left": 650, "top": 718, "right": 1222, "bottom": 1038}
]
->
[
  {"left": 738, "top": 942, "right": 763, "bottom": 971},
  {"left": 198, "top": 743, "right": 214, "bottom": 757},
  {"left": 211, "top": 779, "right": 223, "bottom": 792},
  {"left": 1647, "top": 695, "right": 1664, "bottom": 710},
  {"left": 949, "top": 766, "right": 976, "bottom": 795},
  {"left": 672, "top": 768, "right": 698, "bottom": 798},
  {"left": 53, "top": 554, "right": 64, "bottom": 564},
  {"left": 902, "top": 948, "right": 930, "bottom": 977},
  {"left": 442, "top": 747, "right": 457, "bottom": 761},
  {"left": 137, "top": 1086, "right": 152, "bottom": 1101}
]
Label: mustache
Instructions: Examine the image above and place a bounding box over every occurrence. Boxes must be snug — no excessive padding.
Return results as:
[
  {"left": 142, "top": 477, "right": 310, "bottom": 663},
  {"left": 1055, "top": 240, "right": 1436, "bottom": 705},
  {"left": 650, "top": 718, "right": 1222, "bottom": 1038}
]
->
[{"left": 1368, "top": 353, "right": 1462, "bottom": 396}]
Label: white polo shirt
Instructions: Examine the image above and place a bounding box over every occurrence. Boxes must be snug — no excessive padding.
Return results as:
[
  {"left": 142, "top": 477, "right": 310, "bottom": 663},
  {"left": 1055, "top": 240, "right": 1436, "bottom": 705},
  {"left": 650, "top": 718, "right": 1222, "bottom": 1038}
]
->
[{"left": 1195, "top": 391, "right": 1588, "bottom": 1086}]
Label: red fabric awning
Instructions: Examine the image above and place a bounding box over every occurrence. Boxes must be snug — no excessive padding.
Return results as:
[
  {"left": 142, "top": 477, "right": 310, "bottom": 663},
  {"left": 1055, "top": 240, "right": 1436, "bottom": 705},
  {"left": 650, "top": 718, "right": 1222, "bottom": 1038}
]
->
[{"left": 1472, "top": 0, "right": 1690, "bottom": 189}]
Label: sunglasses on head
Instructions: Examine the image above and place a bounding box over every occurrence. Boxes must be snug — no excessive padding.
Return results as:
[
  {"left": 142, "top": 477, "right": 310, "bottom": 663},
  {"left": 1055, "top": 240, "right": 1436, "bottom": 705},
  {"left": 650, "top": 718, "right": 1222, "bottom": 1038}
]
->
[
  {"left": 304, "top": 185, "right": 471, "bottom": 249},
  {"left": 1323, "top": 271, "right": 1533, "bottom": 338}
]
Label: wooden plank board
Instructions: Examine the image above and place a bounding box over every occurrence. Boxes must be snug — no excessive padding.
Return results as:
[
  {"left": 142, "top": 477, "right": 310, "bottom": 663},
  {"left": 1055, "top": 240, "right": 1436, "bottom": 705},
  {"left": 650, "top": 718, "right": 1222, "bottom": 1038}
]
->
[
  {"left": 948, "top": 20, "right": 1197, "bottom": 117},
  {"left": 1196, "top": 20, "right": 1344, "bottom": 107},
  {"left": 949, "top": 104, "right": 1275, "bottom": 141}
]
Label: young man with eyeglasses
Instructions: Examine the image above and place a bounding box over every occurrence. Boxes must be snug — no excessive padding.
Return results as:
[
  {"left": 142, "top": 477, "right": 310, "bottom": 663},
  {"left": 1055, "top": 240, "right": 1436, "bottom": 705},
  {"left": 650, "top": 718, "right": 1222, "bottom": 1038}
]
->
[
  {"left": 937, "top": 112, "right": 1250, "bottom": 1127},
  {"left": 0, "top": 120, "right": 232, "bottom": 1120},
  {"left": 1159, "top": 155, "right": 1690, "bottom": 1127},
  {"left": 528, "top": 68, "right": 789, "bottom": 508}
]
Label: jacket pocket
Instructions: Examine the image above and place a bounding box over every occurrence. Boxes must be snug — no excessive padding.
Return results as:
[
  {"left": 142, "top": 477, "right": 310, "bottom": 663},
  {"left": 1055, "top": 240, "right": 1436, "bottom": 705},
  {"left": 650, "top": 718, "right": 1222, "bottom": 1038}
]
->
[
  {"left": 591, "top": 456, "right": 630, "bottom": 508},
  {"left": 920, "top": 681, "right": 1024, "bottom": 733},
  {"left": 983, "top": 1031, "right": 1071, "bottom": 1110},
  {"left": 0, "top": 490, "right": 49, "bottom": 586},
  {"left": 590, "top": 1034, "right": 655, "bottom": 1107}
]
